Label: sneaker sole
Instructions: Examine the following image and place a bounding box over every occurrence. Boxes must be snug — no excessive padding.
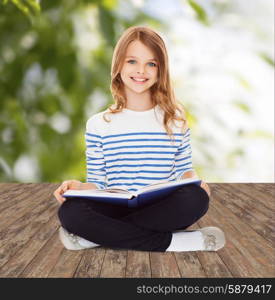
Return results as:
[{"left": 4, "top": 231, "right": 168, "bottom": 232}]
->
[
  {"left": 58, "top": 227, "right": 86, "bottom": 251},
  {"left": 198, "top": 226, "right": 226, "bottom": 251}
]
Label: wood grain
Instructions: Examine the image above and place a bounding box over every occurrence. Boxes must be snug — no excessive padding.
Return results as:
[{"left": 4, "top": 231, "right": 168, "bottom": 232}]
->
[
  {"left": 0, "top": 183, "right": 273, "bottom": 278},
  {"left": 246, "top": 183, "right": 274, "bottom": 196},
  {"left": 0, "top": 184, "right": 58, "bottom": 230},
  {"left": 74, "top": 247, "right": 106, "bottom": 278},
  {"left": 174, "top": 251, "right": 207, "bottom": 278},
  {"left": 204, "top": 190, "right": 274, "bottom": 276},
  {"left": 99, "top": 248, "right": 127, "bottom": 278},
  {"left": 125, "top": 250, "right": 151, "bottom": 278},
  {"left": 220, "top": 183, "right": 275, "bottom": 214},
  {"left": 47, "top": 248, "right": 83, "bottom": 278},
  {"left": 21, "top": 231, "right": 65, "bottom": 278},
  {"left": 150, "top": 252, "right": 181, "bottom": 278},
  {"left": 0, "top": 183, "right": 42, "bottom": 210},
  {"left": 210, "top": 184, "right": 275, "bottom": 244},
  {"left": 0, "top": 215, "right": 60, "bottom": 277}
]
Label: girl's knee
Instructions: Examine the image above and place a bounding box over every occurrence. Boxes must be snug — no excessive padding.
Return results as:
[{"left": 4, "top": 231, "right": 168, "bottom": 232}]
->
[
  {"left": 57, "top": 198, "right": 83, "bottom": 229},
  {"left": 196, "top": 184, "right": 210, "bottom": 200},
  {"left": 190, "top": 185, "right": 210, "bottom": 215},
  {"left": 178, "top": 184, "right": 210, "bottom": 213}
]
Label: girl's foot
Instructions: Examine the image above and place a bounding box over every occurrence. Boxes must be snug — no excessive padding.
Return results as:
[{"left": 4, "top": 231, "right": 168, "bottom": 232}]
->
[
  {"left": 166, "top": 226, "right": 225, "bottom": 252},
  {"left": 198, "top": 226, "right": 226, "bottom": 251},
  {"left": 59, "top": 226, "right": 99, "bottom": 250}
]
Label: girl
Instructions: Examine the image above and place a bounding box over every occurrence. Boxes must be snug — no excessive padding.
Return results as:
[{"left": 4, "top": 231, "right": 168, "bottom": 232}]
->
[{"left": 54, "top": 26, "right": 225, "bottom": 252}]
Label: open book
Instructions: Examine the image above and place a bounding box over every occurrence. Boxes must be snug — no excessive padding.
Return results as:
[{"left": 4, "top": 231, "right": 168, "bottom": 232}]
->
[{"left": 63, "top": 177, "right": 202, "bottom": 208}]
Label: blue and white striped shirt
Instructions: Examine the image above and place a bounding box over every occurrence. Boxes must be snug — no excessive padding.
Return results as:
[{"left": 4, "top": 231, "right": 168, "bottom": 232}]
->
[{"left": 85, "top": 105, "right": 193, "bottom": 192}]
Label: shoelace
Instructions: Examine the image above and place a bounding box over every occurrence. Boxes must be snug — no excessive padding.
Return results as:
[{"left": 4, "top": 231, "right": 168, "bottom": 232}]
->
[{"left": 204, "top": 234, "right": 216, "bottom": 250}]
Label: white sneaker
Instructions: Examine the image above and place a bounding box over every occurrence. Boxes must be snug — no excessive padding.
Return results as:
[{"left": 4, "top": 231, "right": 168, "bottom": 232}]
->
[
  {"left": 59, "top": 227, "right": 99, "bottom": 250},
  {"left": 197, "top": 226, "right": 226, "bottom": 251}
]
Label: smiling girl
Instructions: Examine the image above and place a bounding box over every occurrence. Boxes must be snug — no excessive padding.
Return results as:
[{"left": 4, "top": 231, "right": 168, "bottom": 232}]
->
[{"left": 54, "top": 26, "right": 225, "bottom": 252}]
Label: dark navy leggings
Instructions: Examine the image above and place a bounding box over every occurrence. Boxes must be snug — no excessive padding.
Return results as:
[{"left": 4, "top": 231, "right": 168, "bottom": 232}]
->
[{"left": 57, "top": 183, "right": 209, "bottom": 252}]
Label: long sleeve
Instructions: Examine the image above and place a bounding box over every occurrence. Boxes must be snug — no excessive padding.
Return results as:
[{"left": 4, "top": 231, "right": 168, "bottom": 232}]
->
[
  {"left": 174, "top": 127, "right": 194, "bottom": 180},
  {"left": 85, "top": 118, "right": 107, "bottom": 189}
]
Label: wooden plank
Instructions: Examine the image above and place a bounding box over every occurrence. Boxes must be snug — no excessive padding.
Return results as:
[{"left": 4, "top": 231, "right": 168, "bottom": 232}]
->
[
  {"left": 0, "top": 183, "right": 42, "bottom": 209},
  {"left": 20, "top": 230, "right": 64, "bottom": 278},
  {"left": 125, "top": 250, "right": 151, "bottom": 278},
  {"left": 74, "top": 248, "right": 106, "bottom": 278},
  {"left": 0, "top": 183, "right": 27, "bottom": 196},
  {"left": 210, "top": 205, "right": 274, "bottom": 277},
  {"left": 248, "top": 183, "right": 274, "bottom": 196},
  {"left": 197, "top": 206, "right": 261, "bottom": 277},
  {"left": 47, "top": 248, "right": 83, "bottom": 278},
  {"left": 211, "top": 186, "right": 274, "bottom": 254},
  {"left": 210, "top": 184, "right": 275, "bottom": 244},
  {"left": 195, "top": 250, "right": 233, "bottom": 278},
  {"left": 0, "top": 184, "right": 57, "bottom": 247},
  {"left": 0, "top": 200, "right": 58, "bottom": 268},
  {"left": 0, "top": 184, "right": 58, "bottom": 230},
  {"left": 0, "top": 183, "right": 15, "bottom": 188},
  {"left": 207, "top": 196, "right": 274, "bottom": 276},
  {"left": 221, "top": 183, "right": 275, "bottom": 211},
  {"left": 0, "top": 182, "right": 42, "bottom": 196},
  {"left": 150, "top": 252, "right": 181, "bottom": 278},
  {"left": 174, "top": 251, "right": 207, "bottom": 278},
  {"left": 212, "top": 199, "right": 275, "bottom": 266},
  {"left": 0, "top": 184, "right": 43, "bottom": 221},
  {"left": 99, "top": 249, "right": 127, "bottom": 278},
  {"left": 0, "top": 214, "right": 60, "bottom": 277}
]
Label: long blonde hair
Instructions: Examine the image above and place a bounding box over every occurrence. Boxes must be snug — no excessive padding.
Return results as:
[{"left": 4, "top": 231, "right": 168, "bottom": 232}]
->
[{"left": 103, "top": 25, "right": 188, "bottom": 141}]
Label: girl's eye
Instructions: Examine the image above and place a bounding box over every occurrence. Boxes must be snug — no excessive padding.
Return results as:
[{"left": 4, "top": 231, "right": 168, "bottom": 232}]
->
[
  {"left": 148, "top": 62, "right": 157, "bottom": 67},
  {"left": 126, "top": 60, "right": 157, "bottom": 67}
]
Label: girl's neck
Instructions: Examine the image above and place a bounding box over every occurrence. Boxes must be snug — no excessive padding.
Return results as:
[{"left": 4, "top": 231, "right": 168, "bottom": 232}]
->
[{"left": 124, "top": 88, "right": 154, "bottom": 112}]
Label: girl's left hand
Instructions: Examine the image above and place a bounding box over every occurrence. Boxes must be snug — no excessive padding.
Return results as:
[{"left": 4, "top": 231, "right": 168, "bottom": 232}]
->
[{"left": 200, "top": 181, "right": 211, "bottom": 197}]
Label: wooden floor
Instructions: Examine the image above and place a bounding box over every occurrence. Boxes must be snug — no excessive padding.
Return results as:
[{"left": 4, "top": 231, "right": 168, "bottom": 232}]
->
[{"left": 0, "top": 183, "right": 274, "bottom": 278}]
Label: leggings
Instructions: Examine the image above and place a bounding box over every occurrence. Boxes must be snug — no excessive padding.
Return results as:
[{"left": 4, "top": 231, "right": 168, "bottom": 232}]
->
[{"left": 57, "top": 183, "right": 209, "bottom": 252}]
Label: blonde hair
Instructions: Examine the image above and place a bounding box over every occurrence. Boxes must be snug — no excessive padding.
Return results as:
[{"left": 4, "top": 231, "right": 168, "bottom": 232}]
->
[{"left": 103, "top": 25, "right": 188, "bottom": 141}]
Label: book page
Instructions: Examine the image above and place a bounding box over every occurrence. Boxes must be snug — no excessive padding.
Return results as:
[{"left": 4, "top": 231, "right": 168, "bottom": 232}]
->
[
  {"left": 81, "top": 188, "right": 130, "bottom": 194},
  {"left": 138, "top": 180, "right": 168, "bottom": 192},
  {"left": 63, "top": 188, "right": 133, "bottom": 199},
  {"left": 137, "top": 177, "right": 200, "bottom": 193},
  {"left": 101, "top": 188, "right": 130, "bottom": 194}
]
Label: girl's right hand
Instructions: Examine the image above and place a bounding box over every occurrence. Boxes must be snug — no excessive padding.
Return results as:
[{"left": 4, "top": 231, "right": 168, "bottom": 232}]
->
[{"left": 53, "top": 179, "right": 83, "bottom": 204}]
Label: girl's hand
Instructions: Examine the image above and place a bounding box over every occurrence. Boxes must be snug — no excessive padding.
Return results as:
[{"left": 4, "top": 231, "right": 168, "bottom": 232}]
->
[
  {"left": 200, "top": 181, "right": 211, "bottom": 197},
  {"left": 53, "top": 179, "right": 83, "bottom": 204}
]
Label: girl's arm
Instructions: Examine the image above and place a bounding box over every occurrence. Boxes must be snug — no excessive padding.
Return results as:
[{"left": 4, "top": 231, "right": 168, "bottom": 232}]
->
[
  {"left": 80, "top": 182, "right": 98, "bottom": 189},
  {"left": 180, "top": 170, "right": 198, "bottom": 179},
  {"left": 85, "top": 117, "right": 107, "bottom": 190}
]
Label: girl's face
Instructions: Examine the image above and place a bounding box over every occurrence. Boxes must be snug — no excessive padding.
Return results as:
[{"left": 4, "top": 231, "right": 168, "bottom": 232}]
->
[{"left": 120, "top": 40, "right": 158, "bottom": 95}]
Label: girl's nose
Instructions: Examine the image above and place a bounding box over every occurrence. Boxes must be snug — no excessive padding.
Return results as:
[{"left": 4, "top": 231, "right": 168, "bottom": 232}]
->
[{"left": 137, "top": 65, "right": 145, "bottom": 74}]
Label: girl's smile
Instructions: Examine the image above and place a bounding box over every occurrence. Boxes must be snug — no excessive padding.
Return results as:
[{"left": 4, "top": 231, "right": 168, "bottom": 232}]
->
[
  {"left": 120, "top": 40, "right": 158, "bottom": 94},
  {"left": 130, "top": 76, "right": 149, "bottom": 84}
]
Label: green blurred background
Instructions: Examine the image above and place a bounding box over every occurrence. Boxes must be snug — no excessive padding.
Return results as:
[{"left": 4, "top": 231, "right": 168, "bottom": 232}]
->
[{"left": 0, "top": 0, "right": 274, "bottom": 183}]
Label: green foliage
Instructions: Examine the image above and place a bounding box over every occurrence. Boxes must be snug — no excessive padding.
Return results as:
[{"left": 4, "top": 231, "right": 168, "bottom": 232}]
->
[
  {"left": 2, "top": 0, "right": 40, "bottom": 21},
  {"left": 187, "top": 0, "right": 209, "bottom": 26},
  {"left": 233, "top": 100, "right": 251, "bottom": 114},
  {"left": 258, "top": 52, "right": 275, "bottom": 67}
]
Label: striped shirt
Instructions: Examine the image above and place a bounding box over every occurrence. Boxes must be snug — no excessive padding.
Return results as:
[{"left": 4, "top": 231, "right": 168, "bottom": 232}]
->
[{"left": 85, "top": 105, "right": 194, "bottom": 192}]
